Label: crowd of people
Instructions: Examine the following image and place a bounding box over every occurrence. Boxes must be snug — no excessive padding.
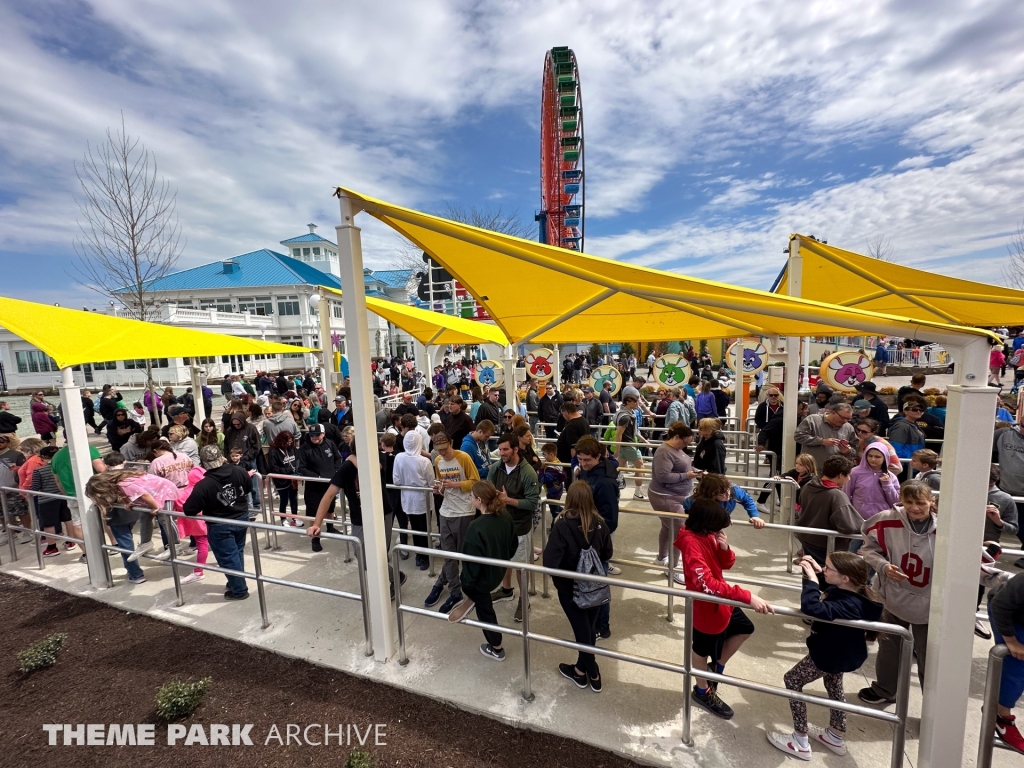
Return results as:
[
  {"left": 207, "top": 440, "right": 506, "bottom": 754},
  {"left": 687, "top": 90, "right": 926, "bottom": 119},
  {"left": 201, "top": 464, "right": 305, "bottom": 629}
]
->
[{"left": 1, "top": 349, "right": 1023, "bottom": 758}]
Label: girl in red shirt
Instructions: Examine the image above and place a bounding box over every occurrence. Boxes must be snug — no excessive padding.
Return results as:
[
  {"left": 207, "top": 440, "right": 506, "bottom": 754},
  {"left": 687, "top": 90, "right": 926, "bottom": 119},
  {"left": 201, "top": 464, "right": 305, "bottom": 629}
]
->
[{"left": 675, "top": 498, "right": 774, "bottom": 720}]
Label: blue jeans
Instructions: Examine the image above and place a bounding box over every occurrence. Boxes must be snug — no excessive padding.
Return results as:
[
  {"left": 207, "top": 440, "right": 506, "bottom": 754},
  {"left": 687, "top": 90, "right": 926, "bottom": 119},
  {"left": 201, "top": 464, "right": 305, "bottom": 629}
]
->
[
  {"left": 206, "top": 517, "right": 249, "bottom": 596},
  {"left": 109, "top": 523, "right": 144, "bottom": 581},
  {"left": 989, "top": 606, "right": 1024, "bottom": 709}
]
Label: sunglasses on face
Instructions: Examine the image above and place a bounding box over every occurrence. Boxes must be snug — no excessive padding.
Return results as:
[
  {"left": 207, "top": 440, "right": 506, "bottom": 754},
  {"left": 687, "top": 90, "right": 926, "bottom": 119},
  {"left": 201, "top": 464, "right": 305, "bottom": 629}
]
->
[{"left": 767, "top": 394, "right": 779, "bottom": 398}]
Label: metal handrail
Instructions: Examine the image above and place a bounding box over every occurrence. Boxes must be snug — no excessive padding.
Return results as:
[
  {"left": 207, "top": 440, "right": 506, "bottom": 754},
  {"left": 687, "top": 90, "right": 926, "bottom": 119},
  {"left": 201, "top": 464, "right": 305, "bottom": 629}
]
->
[
  {"left": 1, "top": 486, "right": 87, "bottom": 576},
  {"left": 261, "top": 472, "right": 351, "bottom": 561},
  {"left": 390, "top": 542, "right": 913, "bottom": 767},
  {"left": 977, "top": 644, "right": 1012, "bottom": 768}
]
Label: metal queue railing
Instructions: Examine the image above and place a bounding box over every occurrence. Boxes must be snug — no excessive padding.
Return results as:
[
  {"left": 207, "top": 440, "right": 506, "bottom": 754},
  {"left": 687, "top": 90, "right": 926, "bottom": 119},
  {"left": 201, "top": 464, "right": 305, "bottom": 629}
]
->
[
  {"left": 261, "top": 473, "right": 353, "bottom": 562},
  {"left": 977, "top": 644, "right": 1017, "bottom": 767},
  {"left": 1, "top": 487, "right": 87, "bottom": 576},
  {"left": 89, "top": 500, "right": 373, "bottom": 656},
  {"left": 389, "top": 542, "right": 915, "bottom": 768}
]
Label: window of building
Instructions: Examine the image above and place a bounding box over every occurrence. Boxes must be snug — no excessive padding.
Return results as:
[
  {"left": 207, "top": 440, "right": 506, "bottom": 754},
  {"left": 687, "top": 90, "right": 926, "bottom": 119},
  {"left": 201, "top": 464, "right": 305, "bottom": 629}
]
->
[
  {"left": 332, "top": 303, "right": 343, "bottom": 319},
  {"left": 200, "top": 298, "right": 234, "bottom": 312},
  {"left": 94, "top": 361, "right": 118, "bottom": 370},
  {"left": 280, "top": 336, "right": 304, "bottom": 359},
  {"left": 182, "top": 356, "right": 216, "bottom": 365},
  {"left": 277, "top": 295, "right": 300, "bottom": 316},
  {"left": 124, "top": 359, "right": 170, "bottom": 370},
  {"left": 303, "top": 248, "right": 311, "bottom": 257},
  {"left": 15, "top": 350, "right": 58, "bottom": 373},
  {"left": 293, "top": 248, "right": 302, "bottom": 259},
  {"left": 238, "top": 296, "right": 273, "bottom": 315},
  {"left": 313, "top": 247, "right": 321, "bottom": 256}
]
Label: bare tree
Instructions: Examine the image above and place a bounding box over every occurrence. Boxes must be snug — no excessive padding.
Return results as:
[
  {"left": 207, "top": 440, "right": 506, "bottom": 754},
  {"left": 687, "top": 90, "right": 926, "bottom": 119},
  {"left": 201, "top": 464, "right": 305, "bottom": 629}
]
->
[
  {"left": 72, "top": 114, "right": 184, "bottom": 397},
  {"left": 1001, "top": 220, "right": 1024, "bottom": 290},
  {"left": 865, "top": 235, "right": 897, "bottom": 263}
]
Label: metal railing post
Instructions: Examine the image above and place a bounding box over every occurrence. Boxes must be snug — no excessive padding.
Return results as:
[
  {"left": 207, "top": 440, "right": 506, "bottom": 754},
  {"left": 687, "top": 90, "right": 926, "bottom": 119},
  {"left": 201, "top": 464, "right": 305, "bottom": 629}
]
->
[
  {"left": 891, "top": 632, "right": 914, "bottom": 768},
  {"left": 425, "top": 489, "right": 436, "bottom": 577},
  {"left": 248, "top": 519, "right": 271, "bottom": 629},
  {"left": 393, "top": 547, "right": 409, "bottom": 665},
  {"left": 162, "top": 501, "right": 185, "bottom": 607},
  {"left": 521, "top": 575, "right": 534, "bottom": 702},
  {"left": 1, "top": 491, "right": 17, "bottom": 563},
  {"left": 540, "top": 510, "right": 549, "bottom": 598},
  {"left": 681, "top": 595, "right": 694, "bottom": 746},
  {"left": 95, "top": 504, "right": 114, "bottom": 588},
  {"left": 339, "top": 492, "right": 353, "bottom": 563},
  {"left": 254, "top": 472, "right": 272, "bottom": 550},
  {"left": 27, "top": 495, "right": 43, "bottom": 570},
  {"left": 977, "top": 645, "right": 1009, "bottom": 768},
  {"left": 354, "top": 539, "right": 373, "bottom": 657}
]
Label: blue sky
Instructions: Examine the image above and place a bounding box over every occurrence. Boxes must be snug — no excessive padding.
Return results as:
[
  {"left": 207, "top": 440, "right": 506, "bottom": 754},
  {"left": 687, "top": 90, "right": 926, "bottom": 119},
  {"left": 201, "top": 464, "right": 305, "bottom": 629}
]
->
[{"left": 1, "top": 0, "right": 1023, "bottom": 308}]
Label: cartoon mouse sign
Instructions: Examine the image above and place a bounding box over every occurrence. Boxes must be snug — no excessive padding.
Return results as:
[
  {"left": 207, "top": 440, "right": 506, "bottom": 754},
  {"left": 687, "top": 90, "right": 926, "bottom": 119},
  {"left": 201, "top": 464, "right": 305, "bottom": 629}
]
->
[
  {"left": 524, "top": 348, "right": 555, "bottom": 381},
  {"left": 818, "top": 351, "right": 872, "bottom": 392}
]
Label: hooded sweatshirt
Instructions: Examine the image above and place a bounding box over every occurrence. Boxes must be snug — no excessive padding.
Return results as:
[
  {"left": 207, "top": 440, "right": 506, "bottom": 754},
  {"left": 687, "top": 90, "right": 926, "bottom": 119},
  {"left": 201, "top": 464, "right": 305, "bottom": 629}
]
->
[
  {"left": 796, "top": 477, "right": 864, "bottom": 551},
  {"left": 262, "top": 410, "right": 300, "bottom": 445},
  {"left": 106, "top": 409, "right": 141, "bottom": 451},
  {"left": 861, "top": 505, "right": 936, "bottom": 624},
  {"left": 295, "top": 434, "right": 341, "bottom": 479},
  {"left": 173, "top": 466, "right": 208, "bottom": 537},
  {"left": 674, "top": 527, "right": 752, "bottom": 634},
  {"left": 223, "top": 414, "right": 261, "bottom": 464},
  {"left": 392, "top": 432, "right": 434, "bottom": 515},
  {"left": 844, "top": 446, "right": 901, "bottom": 520},
  {"left": 692, "top": 433, "right": 727, "bottom": 475},
  {"left": 183, "top": 462, "right": 253, "bottom": 520},
  {"left": 800, "top": 574, "right": 883, "bottom": 673}
]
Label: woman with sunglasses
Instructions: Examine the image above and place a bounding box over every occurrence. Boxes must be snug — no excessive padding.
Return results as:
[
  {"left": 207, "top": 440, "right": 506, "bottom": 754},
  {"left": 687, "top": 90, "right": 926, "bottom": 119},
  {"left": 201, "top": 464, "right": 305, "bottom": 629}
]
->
[{"left": 852, "top": 419, "right": 901, "bottom": 473}]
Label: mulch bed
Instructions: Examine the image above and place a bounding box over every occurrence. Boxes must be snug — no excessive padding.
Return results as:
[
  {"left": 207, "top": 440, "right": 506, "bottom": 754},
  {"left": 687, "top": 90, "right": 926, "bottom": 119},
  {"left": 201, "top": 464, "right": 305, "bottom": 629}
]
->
[{"left": 0, "top": 574, "right": 638, "bottom": 768}]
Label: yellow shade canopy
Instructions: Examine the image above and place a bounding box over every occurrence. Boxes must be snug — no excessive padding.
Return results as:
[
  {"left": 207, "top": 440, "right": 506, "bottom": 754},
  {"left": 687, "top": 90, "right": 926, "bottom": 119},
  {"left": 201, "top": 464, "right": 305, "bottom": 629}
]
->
[
  {"left": 335, "top": 188, "right": 997, "bottom": 348},
  {"left": 776, "top": 235, "right": 1024, "bottom": 327},
  {"left": 0, "top": 296, "right": 315, "bottom": 369},
  {"left": 321, "top": 287, "right": 508, "bottom": 347}
]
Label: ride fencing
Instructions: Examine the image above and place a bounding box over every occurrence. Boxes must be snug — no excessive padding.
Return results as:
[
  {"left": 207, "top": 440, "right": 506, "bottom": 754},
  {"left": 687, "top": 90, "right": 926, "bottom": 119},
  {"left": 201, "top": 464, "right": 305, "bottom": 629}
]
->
[
  {"left": 977, "top": 644, "right": 1017, "bottom": 768},
  {"left": 1, "top": 487, "right": 86, "bottom": 576},
  {"left": 389, "top": 542, "right": 915, "bottom": 768}
]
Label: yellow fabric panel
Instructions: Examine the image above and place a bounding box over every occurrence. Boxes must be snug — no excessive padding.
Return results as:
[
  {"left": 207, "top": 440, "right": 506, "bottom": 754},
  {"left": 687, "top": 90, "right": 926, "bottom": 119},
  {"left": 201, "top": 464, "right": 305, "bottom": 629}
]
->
[
  {"left": 321, "top": 288, "right": 508, "bottom": 346},
  {"left": 779, "top": 237, "right": 1024, "bottom": 326},
  {"left": 335, "top": 188, "right": 996, "bottom": 346},
  {"left": 0, "top": 296, "right": 315, "bottom": 369}
]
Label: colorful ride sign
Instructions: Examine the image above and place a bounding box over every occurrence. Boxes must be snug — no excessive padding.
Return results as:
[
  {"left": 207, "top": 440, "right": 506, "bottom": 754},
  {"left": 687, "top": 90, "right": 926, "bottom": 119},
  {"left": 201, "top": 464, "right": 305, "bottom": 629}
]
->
[
  {"left": 589, "top": 365, "right": 622, "bottom": 396},
  {"left": 524, "top": 347, "right": 556, "bottom": 380},
  {"left": 474, "top": 360, "right": 504, "bottom": 387},
  {"left": 726, "top": 339, "right": 769, "bottom": 376},
  {"left": 819, "top": 351, "right": 872, "bottom": 392},
  {"left": 651, "top": 354, "right": 688, "bottom": 388}
]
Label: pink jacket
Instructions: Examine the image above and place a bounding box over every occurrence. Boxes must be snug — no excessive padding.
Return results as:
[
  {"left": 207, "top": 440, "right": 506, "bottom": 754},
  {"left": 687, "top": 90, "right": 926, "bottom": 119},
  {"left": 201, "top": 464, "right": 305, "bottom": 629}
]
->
[
  {"left": 845, "top": 445, "right": 901, "bottom": 520},
  {"left": 173, "top": 467, "right": 208, "bottom": 537}
]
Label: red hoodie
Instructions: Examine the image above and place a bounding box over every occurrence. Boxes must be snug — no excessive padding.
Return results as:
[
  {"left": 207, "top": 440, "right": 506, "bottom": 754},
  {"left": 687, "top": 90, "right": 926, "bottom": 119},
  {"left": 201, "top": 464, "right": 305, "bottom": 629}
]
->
[{"left": 674, "top": 528, "right": 752, "bottom": 634}]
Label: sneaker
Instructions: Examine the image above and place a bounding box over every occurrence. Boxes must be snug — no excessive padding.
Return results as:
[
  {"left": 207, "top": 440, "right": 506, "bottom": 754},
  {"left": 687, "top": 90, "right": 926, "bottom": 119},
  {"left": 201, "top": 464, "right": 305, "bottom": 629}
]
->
[
  {"left": 415, "top": 556, "right": 429, "bottom": 570},
  {"left": 126, "top": 540, "right": 154, "bottom": 563},
  {"left": 424, "top": 583, "right": 445, "bottom": 608},
  {"left": 77, "top": 554, "right": 88, "bottom": 564},
  {"left": 128, "top": 574, "right": 147, "bottom": 584},
  {"left": 153, "top": 548, "right": 173, "bottom": 561},
  {"left": 438, "top": 592, "right": 463, "bottom": 614},
  {"left": 766, "top": 731, "right": 811, "bottom": 761},
  {"left": 514, "top": 600, "right": 529, "bottom": 623},
  {"left": 224, "top": 591, "right": 250, "bottom": 601},
  {"left": 290, "top": 518, "right": 304, "bottom": 528},
  {"left": 176, "top": 543, "right": 195, "bottom": 555},
  {"left": 996, "top": 715, "right": 1024, "bottom": 754},
  {"left": 490, "top": 586, "right": 515, "bottom": 603},
  {"left": 975, "top": 618, "right": 992, "bottom": 640},
  {"left": 673, "top": 571, "right": 686, "bottom": 585},
  {"left": 399, "top": 550, "right": 410, "bottom": 560},
  {"left": 180, "top": 572, "right": 205, "bottom": 585},
  {"left": 589, "top": 671, "right": 602, "bottom": 693},
  {"left": 558, "top": 663, "right": 588, "bottom": 689},
  {"left": 325, "top": 523, "right": 338, "bottom": 534},
  {"left": 656, "top": 556, "right": 669, "bottom": 566},
  {"left": 597, "top": 627, "right": 611, "bottom": 639},
  {"left": 691, "top": 686, "right": 734, "bottom": 720},
  {"left": 17, "top": 531, "right": 34, "bottom": 545},
  {"left": 607, "top": 564, "right": 622, "bottom": 575},
  {"left": 64, "top": 541, "right": 77, "bottom": 552},
  {"left": 447, "top": 597, "right": 475, "bottom": 623},
  {"left": 43, "top": 545, "right": 60, "bottom": 558},
  {"left": 633, "top": 490, "right": 647, "bottom": 501},
  {"left": 857, "top": 687, "right": 895, "bottom": 705},
  {"left": 311, "top": 537, "right": 323, "bottom": 553},
  {"left": 389, "top": 571, "right": 408, "bottom": 601},
  {"left": 810, "top": 726, "right": 848, "bottom": 756},
  {"left": 479, "top": 643, "right": 505, "bottom": 662}
]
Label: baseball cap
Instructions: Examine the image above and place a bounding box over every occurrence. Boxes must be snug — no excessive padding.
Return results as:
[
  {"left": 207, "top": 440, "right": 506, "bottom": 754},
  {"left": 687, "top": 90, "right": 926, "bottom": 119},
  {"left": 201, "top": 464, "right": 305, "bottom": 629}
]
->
[
  {"left": 167, "top": 405, "right": 187, "bottom": 418},
  {"left": 431, "top": 431, "right": 451, "bottom": 446},
  {"left": 334, "top": 396, "right": 344, "bottom": 402},
  {"left": 199, "top": 445, "right": 225, "bottom": 469},
  {"left": 581, "top": 386, "right": 594, "bottom": 393},
  {"left": 853, "top": 399, "right": 873, "bottom": 410},
  {"left": 309, "top": 424, "right": 326, "bottom": 435}
]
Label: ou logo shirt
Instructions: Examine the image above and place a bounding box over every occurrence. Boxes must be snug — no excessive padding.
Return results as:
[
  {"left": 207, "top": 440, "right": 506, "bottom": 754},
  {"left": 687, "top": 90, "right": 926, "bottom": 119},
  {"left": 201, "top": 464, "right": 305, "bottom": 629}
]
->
[{"left": 900, "top": 552, "right": 931, "bottom": 588}]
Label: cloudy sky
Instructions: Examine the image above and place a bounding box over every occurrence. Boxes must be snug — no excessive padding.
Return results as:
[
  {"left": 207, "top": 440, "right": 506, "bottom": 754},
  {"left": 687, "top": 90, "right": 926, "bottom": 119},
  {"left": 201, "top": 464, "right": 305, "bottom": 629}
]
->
[{"left": 2, "top": 0, "right": 1023, "bottom": 308}]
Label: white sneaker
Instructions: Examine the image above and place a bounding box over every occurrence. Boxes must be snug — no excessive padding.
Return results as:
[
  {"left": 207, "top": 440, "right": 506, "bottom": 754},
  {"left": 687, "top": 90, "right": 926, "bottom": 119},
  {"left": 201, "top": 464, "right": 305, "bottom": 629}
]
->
[
  {"left": 673, "top": 572, "right": 686, "bottom": 585},
  {"left": 153, "top": 548, "right": 173, "bottom": 561},
  {"left": 656, "top": 556, "right": 669, "bottom": 566},
  {"left": 17, "top": 531, "right": 34, "bottom": 545},
  {"left": 607, "top": 564, "right": 622, "bottom": 575},
  {"left": 176, "top": 543, "right": 195, "bottom": 556},
  {"left": 767, "top": 731, "right": 811, "bottom": 761},
  {"left": 179, "top": 572, "right": 204, "bottom": 585},
  {"left": 810, "top": 726, "right": 848, "bottom": 756},
  {"left": 126, "top": 540, "right": 154, "bottom": 562},
  {"left": 633, "top": 490, "right": 647, "bottom": 500}
]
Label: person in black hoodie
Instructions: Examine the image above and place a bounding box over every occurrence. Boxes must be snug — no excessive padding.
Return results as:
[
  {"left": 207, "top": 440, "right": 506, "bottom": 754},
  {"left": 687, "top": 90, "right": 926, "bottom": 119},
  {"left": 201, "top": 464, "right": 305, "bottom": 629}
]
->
[
  {"left": 574, "top": 436, "right": 620, "bottom": 638},
  {"left": 544, "top": 481, "right": 613, "bottom": 692},
  {"left": 475, "top": 388, "right": 503, "bottom": 427},
  {"left": 184, "top": 445, "right": 254, "bottom": 600},
  {"left": 693, "top": 418, "right": 727, "bottom": 475},
  {"left": 767, "top": 551, "right": 882, "bottom": 760},
  {"left": 106, "top": 408, "right": 141, "bottom": 452},
  {"left": 223, "top": 411, "right": 261, "bottom": 509},
  {"left": 296, "top": 424, "right": 341, "bottom": 552}
]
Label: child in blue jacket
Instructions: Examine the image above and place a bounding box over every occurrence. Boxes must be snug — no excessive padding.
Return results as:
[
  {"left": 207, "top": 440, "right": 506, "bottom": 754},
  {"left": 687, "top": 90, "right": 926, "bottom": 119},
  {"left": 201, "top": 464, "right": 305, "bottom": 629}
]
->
[{"left": 684, "top": 472, "right": 765, "bottom": 529}]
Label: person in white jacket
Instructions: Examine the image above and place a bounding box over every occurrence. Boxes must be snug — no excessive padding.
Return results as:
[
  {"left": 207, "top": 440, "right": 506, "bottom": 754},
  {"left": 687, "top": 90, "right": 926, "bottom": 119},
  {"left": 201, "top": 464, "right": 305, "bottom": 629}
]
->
[{"left": 393, "top": 431, "right": 434, "bottom": 570}]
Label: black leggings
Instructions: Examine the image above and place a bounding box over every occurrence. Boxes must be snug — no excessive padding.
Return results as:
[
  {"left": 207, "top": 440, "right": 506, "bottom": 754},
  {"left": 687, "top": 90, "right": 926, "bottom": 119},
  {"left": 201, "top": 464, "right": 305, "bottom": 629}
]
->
[
  {"left": 557, "top": 590, "right": 600, "bottom": 677},
  {"left": 464, "top": 585, "right": 501, "bottom": 648},
  {"left": 408, "top": 513, "right": 429, "bottom": 551},
  {"left": 276, "top": 486, "right": 298, "bottom": 517}
]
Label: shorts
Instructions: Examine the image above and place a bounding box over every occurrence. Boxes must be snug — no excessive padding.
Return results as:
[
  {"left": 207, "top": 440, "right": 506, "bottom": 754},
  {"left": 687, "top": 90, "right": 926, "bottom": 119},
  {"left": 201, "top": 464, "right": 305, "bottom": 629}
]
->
[
  {"left": 619, "top": 445, "right": 642, "bottom": 462},
  {"left": 39, "top": 432, "right": 54, "bottom": 442},
  {"left": 691, "top": 607, "right": 755, "bottom": 661},
  {"left": 37, "top": 500, "right": 72, "bottom": 529},
  {"left": 511, "top": 532, "right": 531, "bottom": 563},
  {"left": 67, "top": 500, "right": 81, "bottom": 527}
]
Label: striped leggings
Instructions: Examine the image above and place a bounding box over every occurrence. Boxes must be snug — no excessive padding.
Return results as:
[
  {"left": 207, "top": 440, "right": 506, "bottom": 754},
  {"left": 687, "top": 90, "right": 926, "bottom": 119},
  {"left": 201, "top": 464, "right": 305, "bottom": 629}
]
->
[{"left": 784, "top": 655, "right": 846, "bottom": 734}]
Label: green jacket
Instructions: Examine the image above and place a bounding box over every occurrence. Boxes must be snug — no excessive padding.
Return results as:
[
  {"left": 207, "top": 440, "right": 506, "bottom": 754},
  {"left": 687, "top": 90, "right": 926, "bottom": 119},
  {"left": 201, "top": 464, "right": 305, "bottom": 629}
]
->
[
  {"left": 461, "top": 510, "right": 518, "bottom": 594},
  {"left": 487, "top": 459, "right": 540, "bottom": 536}
]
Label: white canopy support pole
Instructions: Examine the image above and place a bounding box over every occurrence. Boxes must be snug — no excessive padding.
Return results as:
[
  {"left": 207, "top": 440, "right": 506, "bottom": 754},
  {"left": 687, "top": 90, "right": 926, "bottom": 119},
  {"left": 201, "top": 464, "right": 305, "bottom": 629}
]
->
[
  {"left": 781, "top": 238, "right": 802, "bottom": 474},
  {"left": 415, "top": 340, "right": 431, "bottom": 389},
  {"left": 918, "top": 335, "right": 995, "bottom": 768},
  {"left": 59, "top": 367, "right": 107, "bottom": 588},
  {"left": 318, "top": 288, "right": 334, "bottom": 395},
  {"left": 190, "top": 366, "right": 207, "bottom": 425},
  {"left": 336, "top": 192, "right": 395, "bottom": 661},
  {"left": 801, "top": 336, "right": 811, "bottom": 392},
  {"left": 503, "top": 345, "right": 516, "bottom": 408},
  {"left": 553, "top": 344, "right": 561, "bottom": 389}
]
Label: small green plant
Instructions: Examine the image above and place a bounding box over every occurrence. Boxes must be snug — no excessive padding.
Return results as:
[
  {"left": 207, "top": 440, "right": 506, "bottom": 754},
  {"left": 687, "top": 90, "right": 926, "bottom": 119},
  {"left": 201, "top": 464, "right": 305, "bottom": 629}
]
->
[
  {"left": 17, "top": 633, "right": 67, "bottom": 674},
  {"left": 155, "top": 677, "right": 211, "bottom": 721},
  {"left": 345, "top": 750, "right": 377, "bottom": 768}
]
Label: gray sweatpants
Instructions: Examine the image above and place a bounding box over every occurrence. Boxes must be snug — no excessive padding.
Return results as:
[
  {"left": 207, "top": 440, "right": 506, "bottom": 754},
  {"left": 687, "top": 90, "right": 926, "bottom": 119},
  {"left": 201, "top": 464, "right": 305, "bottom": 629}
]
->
[
  {"left": 870, "top": 608, "right": 928, "bottom": 700},
  {"left": 436, "top": 514, "right": 474, "bottom": 594}
]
